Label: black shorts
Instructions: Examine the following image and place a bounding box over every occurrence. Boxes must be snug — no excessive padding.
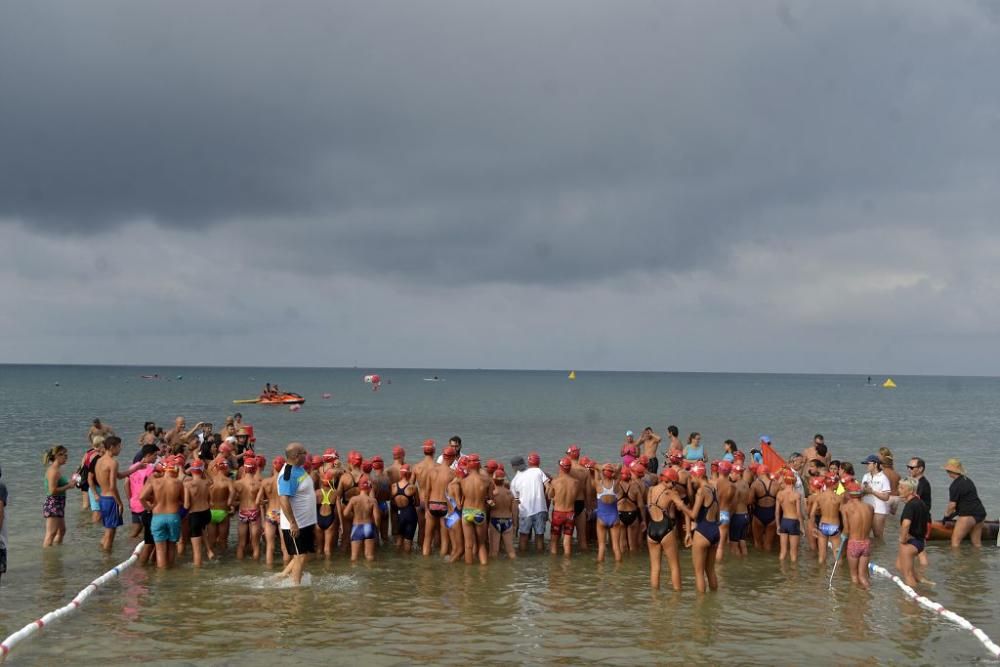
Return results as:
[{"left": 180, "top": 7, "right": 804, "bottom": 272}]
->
[
  {"left": 282, "top": 526, "right": 316, "bottom": 555},
  {"left": 141, "top": 510, "right": 154, "bottom": 546},
  {"left": 0, "top": 546, "right": 7, "bottom": 575},
  {"left": 188, "top": 509, "right": 212, "bottom": 538}
]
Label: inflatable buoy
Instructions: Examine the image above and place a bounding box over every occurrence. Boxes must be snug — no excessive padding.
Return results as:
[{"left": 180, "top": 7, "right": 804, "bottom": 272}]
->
[
  {"left": 883, "top": 378, "right": 897, "bottom": 389},
  {"left": 289, "top": 404, "right": 301, "bottom": 412},
  {"left": 322, "top": 393, "right": 332, "bottom": 399},
  {"left": 568, "top": 371, "right": 576, "bottom": 380}
]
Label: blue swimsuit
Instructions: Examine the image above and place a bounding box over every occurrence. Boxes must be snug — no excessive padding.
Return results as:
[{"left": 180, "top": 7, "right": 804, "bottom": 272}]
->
[{"left": 695, "top": 487, "right": 721, "bottom": 546}]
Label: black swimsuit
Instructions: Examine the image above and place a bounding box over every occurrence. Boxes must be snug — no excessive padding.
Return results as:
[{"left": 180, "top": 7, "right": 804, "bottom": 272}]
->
[
  {"left": 646, "top": 488, "right": 675, "bottom": 542},
  {"left": 395, "top": 484, "right": 418, "bottom": 540}
]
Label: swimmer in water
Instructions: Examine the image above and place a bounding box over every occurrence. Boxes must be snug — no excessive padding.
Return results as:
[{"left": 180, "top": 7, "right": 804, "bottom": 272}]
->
[
  {"left": 387, "top": 446, "right": 406, "bottom": 543},
  {"left": 370, "top": 456, "right": 392, "bottom": 543},
  {"left": 488, "top": 468, "right": 517, "bottom": 559},
  {"left": 423, "top": 446, "right": 456, "bottom": 558},
  {"left": 184, "top": 460, "right": 213, "bottom": 565},
  {"left": 391, "top": 464, "right": 420, "bottom": 554},
  {"left": 344, "top": 477, "right": 381, "bottom": 562},
  {"left": 591, "top": 463, "right": 623, "bottom": 563},
  {"left": 337, "top": 451, "right": 364, "bottom": 554},
  {"left": 565, "top": 445, "right": 590, "bottom": 551},
  {"left": 809, "top": 476, "right": 843, "bottom": 565},
  {"left": 316, "top": 470, "right": 340, "bottom": 559},
  {"left": 445, "top": 459, "right": 465, "bottom": 563},
  {"left": 646, "top": 467, "right": 689, "bottom": 590},
  {"left": 728, "top": 463, "right": 751, "bottom": 556},
  {"left": 140, "top": 455, "right": 185, "bottom": 569},
  {"left": 547, "top": 457, "right": 579, "bottom": 557},
  {"left": 234, "top": 458, "right": 263, "bottom": 561},
  {"left": 256, "top": 456, "right": 290, "bottom": 567},
  {"left": 714, "top": 461, "right": 735, "bottom": 562},
  {"left": 412, "top": 440, "right": 437, "bottom": 552},
  {"left": 208, "top": 459, "right": 236, "bottom": 556},
  {"left": 750, "top": 465, "right": 778, "bottom": 552},
  {"left": 617, "top": 467, "right": 645, "bottom": 554},
  {"left": 776, "top": 471, "right": 805, "bottom": 562},
  {"left": 839, "top": 481, "right": 874, "bottom": 589},
  {"left": 458, "top": 454, "right": 492, "bottom": 565},
  {"left": 684, "top": 462, "right": 720, "bottom": 593}
]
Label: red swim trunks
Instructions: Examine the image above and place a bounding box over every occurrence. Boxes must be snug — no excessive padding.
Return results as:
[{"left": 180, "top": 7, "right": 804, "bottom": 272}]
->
[
  {"left": 551, "top": 510, "right": 575, "bottom": 537},
  {"left": 847, "top": 539, "right": 870, "bottom": 559},
  {"left": 239, "top": 508, "right": 261, "bottom": 524}
]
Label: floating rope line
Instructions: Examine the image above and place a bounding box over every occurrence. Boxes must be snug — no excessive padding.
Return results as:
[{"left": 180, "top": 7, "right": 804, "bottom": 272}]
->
[
  {"left": 869, "top": 562, "right": 1000, "bottom": 659},
  {"left": 1, "top": 543, "right": 143, "bottom": 662}
]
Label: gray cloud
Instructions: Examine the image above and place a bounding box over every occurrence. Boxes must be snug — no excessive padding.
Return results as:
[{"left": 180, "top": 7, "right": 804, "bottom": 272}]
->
[{"left": 2, "top": 1, "right": 1000, "bottom": 372}]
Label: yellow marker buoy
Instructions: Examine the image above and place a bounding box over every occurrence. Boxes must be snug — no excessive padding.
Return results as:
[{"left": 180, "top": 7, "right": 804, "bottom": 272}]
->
[
  {"left": 883, "top": 378, "right": 897, "bottom": 389},
  {"left": 568, "top": 371, "right": 576, "bottom": 380}
]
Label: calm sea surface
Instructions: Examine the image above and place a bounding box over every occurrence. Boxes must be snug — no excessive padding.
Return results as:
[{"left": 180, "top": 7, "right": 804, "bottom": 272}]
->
[{"left": 0, "top": 365, "right": 998, "bottom": 665}]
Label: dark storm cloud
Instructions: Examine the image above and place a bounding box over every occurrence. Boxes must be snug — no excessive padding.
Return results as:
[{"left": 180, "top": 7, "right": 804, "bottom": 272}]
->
[{"left": 1, "top": 1, "right": 999, "bottom": 286}]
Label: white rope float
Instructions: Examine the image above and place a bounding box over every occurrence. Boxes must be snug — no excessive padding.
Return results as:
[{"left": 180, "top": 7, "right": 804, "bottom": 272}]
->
[
  {"left": 869, "top": 562, "right": 1000, "bottom": 659},
  {"left": 0, "top": 543, "right": 143, "bottom": 662}
]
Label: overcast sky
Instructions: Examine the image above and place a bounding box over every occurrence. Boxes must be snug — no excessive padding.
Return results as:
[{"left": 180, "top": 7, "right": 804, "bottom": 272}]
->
[{"left": 1, "top": 1, "right": 999, "bottom": 374}]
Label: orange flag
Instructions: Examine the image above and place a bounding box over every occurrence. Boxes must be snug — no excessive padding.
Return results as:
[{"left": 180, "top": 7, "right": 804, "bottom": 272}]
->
[{"left": 761, "top": 443, "right": 787, "bottom": 472}]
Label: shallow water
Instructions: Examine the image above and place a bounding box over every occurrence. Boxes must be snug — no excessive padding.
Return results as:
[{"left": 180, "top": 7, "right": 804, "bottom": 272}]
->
[{"left": 0, "top": 366, "right": 998, "bottom": 664}]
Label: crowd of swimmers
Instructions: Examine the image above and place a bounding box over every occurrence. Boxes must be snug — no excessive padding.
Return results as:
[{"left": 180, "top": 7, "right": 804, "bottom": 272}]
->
[{"left": 29, "top": 420, "right": 991, "bottom": 590}]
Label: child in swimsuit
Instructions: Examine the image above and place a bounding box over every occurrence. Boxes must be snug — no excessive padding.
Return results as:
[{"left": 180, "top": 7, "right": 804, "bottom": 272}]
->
[{"left": 344, "top": 477, "right": 381, "bottom": 562}]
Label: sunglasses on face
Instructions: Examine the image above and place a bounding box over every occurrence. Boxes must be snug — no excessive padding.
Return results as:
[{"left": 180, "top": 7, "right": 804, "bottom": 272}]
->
[{"left": 906, "top": 465, "right": 921, "bottom": 469}]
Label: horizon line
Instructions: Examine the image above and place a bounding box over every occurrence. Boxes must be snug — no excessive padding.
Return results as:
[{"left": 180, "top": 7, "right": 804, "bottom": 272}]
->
[{"left": 0, "top": 361, "right": 995, "bottom": 379}]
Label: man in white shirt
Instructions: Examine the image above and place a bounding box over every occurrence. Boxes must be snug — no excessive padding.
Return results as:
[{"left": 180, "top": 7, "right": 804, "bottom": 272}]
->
[
  {"left": 435, "top": 435, "right": 462, "bottom": 468},
  {"left": 509, "top": 452, "right": 550, "bottom": 553},
  {"left": 276, "top": 442, "right": 317, "bottom": 585},
  {"left": 861, "top": 454, "right": 892, "bottom": 538}
]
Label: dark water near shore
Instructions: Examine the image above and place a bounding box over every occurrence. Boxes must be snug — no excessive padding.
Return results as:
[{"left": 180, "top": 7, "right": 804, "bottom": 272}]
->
[{"left": 0, "top": 365, "right": 998, "bottom": 664}]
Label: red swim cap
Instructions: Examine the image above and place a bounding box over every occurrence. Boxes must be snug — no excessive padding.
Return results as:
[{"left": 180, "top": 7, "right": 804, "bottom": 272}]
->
[
  {"left": 371, "top": 455, "right": 384, "bottom": 470},
  {"left": 690, "top": 463, "right": 707, "bottom": 479},
  {"left": 810, "top": 476, "right": 825, "bottom": 491},
  {"left": 638, "top": 454, "right": 649, "bottom": 466},
  {"left": 423, "top": 440, "right": 436, "bottom": 455},
  {"left": 219, "top": 443, "right": 233, "bottom": 455},
  {"left": 323, "top": 448, "right": 337, "bottom": 461},
  {"left": 466, "top": 454, "right": 481, "bottom": 469},
  {"left": 272, "top": 456, "right": 285, "bottom": 471},
  {"left": 669, "top": 452, "right": 683, "bottom": 464},
  {"left": 559, "top": 456, "right": 572, "bottom": 471},
  {"left": 718, "top": 461, "right": 733, "bottom": 475},
  {"left": 527, "top": 452, "right": 541, "bottom": 466},
  {"left": 400, "top": 464, "right": 411, "bottom": 477},
  {"left": 215, "top": 459, "right": 229, "bottom": 471},
  {"left": 757, "top": 464, "right": 770, "bottom": 477},
  {"left": 630, "top": 461, "right": 647, "bottom": 477},
  {"left": 358, "top": 476, "right": 371, "bottom": 490},
  {"left": 710, "top": 460, "right": 720, "bottom": 472},
  {"left": 734, "top": 451, "right": 746, "bottom": 461},
  {"left": 493, "top": 468, "right": 506, "bottom": 480},
  {"left": 154, "top": 461, "right": 166, "bottom": 474},
  {"left": 443, "top": 446, "right": 457, "bottom": 459},
  {"left": 732, "top": 463, "right": 744, "bottom": 474},
  {"left": 348, "top": 451, "right": 363, "bottom": 466},
  {"left": 845, "top": 481, "right": 863, "bottom": 495},
  {"left": 567, "top": 444, "right": 581, "bottom": 458},
  {"left": 660, "top": 467, "right": 679, "bottom": 483},
  {"left": 361, "top": 460, "right": 373, "bottom": 474},
  {"left": 602, "top": 463, "right": 615, "bottom": 478},
  {"left": 620, "top": 468, "right": 632, "bottom": 481},
  {"left": 486, "top": 459, "right": 499, "bottom": 473},
  {"left": 311, "top": 455, "right": 323, "bottom": 468},
  {"left": 392, "top": 445, "right": 405, "bottom": 459}
]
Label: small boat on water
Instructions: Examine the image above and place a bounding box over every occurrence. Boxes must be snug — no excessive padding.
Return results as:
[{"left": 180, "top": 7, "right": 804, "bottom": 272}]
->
[
  {"left": 928, "top": 518, "right": 999, "bottom": 543},
  {"left": 424, "top": 376, "right": 443, "bottom": 381},
  {"left": 233, "top": 392, "right": 306, "bottom": 405}
]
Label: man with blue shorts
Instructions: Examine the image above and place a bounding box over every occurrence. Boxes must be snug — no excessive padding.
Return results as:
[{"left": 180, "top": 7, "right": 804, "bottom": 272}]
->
[{"left": 141, "top": 455, "right": 185, "bottom": 568}]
